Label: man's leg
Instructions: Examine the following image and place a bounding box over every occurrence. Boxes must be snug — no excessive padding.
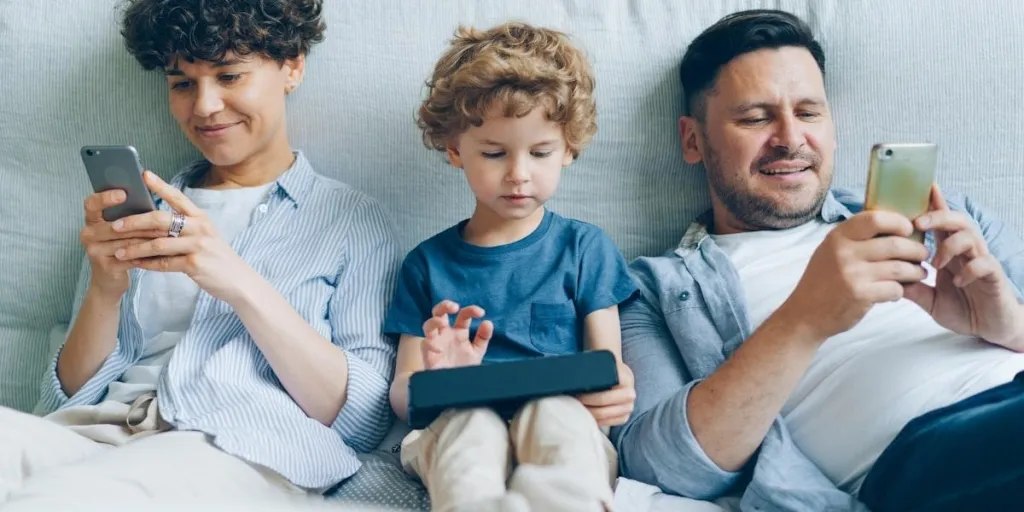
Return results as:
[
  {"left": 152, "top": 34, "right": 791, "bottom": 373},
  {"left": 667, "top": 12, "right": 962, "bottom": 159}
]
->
[
  {"left": 509, "top": 395, "right": 617, "bottom": 512},
  {"left": 4, "top": 430, "right": 322, "bottom": 510},
  {"left": 860, "top": 372, "right": 1024, "bottom": 512},
  {"left": 401, "top": 408, "right": 526, "bottom": 512},
  {"left": 0, "top": 406, "right": 109, "bottom": 503}
]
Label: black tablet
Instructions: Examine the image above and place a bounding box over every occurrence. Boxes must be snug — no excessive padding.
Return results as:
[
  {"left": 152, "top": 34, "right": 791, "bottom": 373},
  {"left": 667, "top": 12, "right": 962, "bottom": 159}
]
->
[{"left": 407, "top": 350, "right": 619, "bottom": 429}]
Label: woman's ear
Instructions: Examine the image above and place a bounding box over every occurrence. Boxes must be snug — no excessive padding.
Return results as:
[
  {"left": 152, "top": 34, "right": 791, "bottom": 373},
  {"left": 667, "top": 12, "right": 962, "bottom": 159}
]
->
[{"left": 284, "top": 55, "right": 306, "bottom": 94}]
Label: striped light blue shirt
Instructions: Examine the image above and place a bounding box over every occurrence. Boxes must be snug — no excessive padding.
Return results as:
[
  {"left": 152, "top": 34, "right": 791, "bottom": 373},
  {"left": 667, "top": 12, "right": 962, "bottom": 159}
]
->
[{"left": 38, "top": 152, "right": 401, "bottom": 489}]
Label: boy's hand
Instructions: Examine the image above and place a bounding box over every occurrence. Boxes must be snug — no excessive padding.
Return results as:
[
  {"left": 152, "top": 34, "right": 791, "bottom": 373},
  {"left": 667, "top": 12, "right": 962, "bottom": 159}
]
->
[
  {"left": 578, "top": 362, "right": 636, "bottom": 427},
  {"left": 420, "top": 300, "right": 493, "bottom": 370}
]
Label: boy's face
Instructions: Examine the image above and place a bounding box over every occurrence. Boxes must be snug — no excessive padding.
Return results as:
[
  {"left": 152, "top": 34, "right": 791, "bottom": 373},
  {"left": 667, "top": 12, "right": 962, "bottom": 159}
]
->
[
  {"left": 447, "top": 106, "right": 574, "bottom": 223},
  {"left": 165, "top": 52, "right": 303, "bottom": 170}
]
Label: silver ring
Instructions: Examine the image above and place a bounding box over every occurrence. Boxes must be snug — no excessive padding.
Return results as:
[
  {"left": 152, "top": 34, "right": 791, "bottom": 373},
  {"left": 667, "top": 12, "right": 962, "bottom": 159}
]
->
[{"left": 168, "top": 212, "right": 186, "bottom": 238}]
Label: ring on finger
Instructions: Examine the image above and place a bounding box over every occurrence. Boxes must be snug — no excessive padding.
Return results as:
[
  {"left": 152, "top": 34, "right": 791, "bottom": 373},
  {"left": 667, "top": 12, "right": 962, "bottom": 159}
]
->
[{"left": 168, "top": 212, "right": 186, "bottom": 238}]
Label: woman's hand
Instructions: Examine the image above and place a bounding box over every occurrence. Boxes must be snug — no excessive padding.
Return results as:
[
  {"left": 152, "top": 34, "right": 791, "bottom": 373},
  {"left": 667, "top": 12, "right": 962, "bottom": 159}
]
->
[
  {"left": 79, "top": 188, "right": 166, "bottom": 297},
  {"left": 110, "top": 171, "right": 255, "bottom": 302}
]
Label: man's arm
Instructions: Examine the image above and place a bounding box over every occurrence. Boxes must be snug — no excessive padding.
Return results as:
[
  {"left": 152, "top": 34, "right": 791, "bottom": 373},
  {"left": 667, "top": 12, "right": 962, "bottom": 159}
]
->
[
  {"left": 613, "top": 293, "right": 864, "bottom": 509},
  {"left": 615, "top": 210, "right": 931, "bottom": 499},
  {"left": 686, "top": 305, "right": 825, "bottom": 471},
  {"left": 611, "top": 293, "right": 742, "bottom": 499}
]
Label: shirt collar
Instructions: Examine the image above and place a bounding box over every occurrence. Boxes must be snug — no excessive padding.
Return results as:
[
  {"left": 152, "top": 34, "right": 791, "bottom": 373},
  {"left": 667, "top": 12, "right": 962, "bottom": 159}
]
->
[
  {"left": 164, "top": 151, "right": 315, "bottom": 208},
  {"left": 675, "top": 189, "right": 855, "bottom": 255}
]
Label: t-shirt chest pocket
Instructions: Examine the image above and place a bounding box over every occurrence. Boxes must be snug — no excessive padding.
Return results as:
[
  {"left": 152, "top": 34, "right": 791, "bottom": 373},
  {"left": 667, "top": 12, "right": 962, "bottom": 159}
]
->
[{"left": 528, "top": 301, "right": 579, "bottom": 355}]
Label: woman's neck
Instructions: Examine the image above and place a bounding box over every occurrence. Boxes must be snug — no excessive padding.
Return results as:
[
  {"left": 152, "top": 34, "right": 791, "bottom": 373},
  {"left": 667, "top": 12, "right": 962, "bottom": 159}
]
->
[{"left": 203, "top": 138, "right": 296, "bottom": 190}]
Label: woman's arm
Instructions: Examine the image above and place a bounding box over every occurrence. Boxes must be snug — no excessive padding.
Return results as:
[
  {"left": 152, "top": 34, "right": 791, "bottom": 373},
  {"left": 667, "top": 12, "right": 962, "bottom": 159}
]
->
[
  {"left": 57, "top": 285, "right": 122, "bottom": 397},
  {"left": 229, "top": 271, "right": 354, "bottom": 425},
  {"left": 390, "top": 334, "right": 427, "bottom": 423},
  {"left": 57, "top": 189, "right": 151, "bottom": 397}
]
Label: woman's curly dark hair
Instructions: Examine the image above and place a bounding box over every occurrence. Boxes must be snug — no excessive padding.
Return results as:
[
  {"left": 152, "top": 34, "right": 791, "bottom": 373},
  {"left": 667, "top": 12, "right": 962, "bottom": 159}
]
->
[{"left": 120, "top": 0, "right": 326, "bottom": 70}]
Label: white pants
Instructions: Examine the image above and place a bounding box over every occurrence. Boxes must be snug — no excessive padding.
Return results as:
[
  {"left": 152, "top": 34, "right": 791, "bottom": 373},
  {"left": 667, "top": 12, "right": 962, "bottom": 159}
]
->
[
  {"left": 402, "top": 395, "right": 618, "bottom": 512},
  {"left": 0, "top": 402, "right": 343, "bottom": 511}
]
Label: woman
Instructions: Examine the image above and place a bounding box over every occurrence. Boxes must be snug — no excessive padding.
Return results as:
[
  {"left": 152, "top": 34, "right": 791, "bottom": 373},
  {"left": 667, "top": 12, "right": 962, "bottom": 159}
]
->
[{"left": 0, "top": 0, "right": 399, "bottom": 507}]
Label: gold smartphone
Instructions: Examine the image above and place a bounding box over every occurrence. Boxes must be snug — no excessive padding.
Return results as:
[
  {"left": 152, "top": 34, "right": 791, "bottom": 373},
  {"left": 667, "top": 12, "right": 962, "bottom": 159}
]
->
[{"left": 864, "top": 142, "right": 938, "bottom": 243}]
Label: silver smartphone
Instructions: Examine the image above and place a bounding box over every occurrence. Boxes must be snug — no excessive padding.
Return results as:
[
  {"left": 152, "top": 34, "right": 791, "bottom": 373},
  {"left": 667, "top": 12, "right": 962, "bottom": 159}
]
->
[
  {"left": 864, "top": 142, "right": 938, "bottom": 243},
  {"left": 80, "top": 145, "right": 156, "bottom": 222}
]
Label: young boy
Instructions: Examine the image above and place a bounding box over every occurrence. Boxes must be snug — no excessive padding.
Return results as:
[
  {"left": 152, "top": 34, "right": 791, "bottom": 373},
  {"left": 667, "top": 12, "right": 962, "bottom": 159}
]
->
[{"left": 384, "top": 22, "right": 637, "bottom": 512}]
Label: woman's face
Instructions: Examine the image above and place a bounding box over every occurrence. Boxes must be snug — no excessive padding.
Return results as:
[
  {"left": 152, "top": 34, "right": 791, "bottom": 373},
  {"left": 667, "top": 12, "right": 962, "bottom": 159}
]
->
[{"left": 164, "top": 52, "right": 304, "bottom": 171}]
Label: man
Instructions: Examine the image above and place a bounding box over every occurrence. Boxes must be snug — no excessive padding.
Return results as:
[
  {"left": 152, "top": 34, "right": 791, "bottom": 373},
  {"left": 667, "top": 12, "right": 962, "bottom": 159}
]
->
[{"left": 611, "top": 9, "right": 1024, "bottom": 512}]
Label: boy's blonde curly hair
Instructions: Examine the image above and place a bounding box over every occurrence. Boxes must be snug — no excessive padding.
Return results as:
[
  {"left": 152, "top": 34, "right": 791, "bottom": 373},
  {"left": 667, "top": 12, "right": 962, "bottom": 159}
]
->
[{"left": 417, "top": 22, "right": 597, "bottom": 159}]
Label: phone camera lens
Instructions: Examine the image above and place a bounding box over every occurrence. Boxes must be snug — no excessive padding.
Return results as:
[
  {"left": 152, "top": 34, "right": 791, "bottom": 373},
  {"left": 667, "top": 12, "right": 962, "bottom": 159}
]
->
[
  {"left": 879, "top": 148, "right": 893, "bottom": 160},
  {"left": 85, "top": 149, "right": 94, "bottom": 156}
]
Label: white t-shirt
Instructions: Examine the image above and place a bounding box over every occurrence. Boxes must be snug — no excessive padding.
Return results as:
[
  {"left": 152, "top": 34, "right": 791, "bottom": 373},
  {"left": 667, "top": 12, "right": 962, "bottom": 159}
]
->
[
  {"left": 711, "top": 220, "right": 1024, "bottom": 494},
  {"left": 105, "top": 183, "right": 274, "bottom": 405}
]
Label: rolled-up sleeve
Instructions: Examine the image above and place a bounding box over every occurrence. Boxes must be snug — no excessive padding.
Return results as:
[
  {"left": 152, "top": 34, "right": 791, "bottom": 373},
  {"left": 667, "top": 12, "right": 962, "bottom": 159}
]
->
[
  {"left": 611, "top": 293, "right": 741, "bottom": 500},
  {"left": 327, "top": 197, "right": 402, "bottom": 453},
  {"left": 37, "top": 339, "right": 130, "bottom": 415},
  {"left": 35, "top": 258, "right": 128, "bottom": 415}
]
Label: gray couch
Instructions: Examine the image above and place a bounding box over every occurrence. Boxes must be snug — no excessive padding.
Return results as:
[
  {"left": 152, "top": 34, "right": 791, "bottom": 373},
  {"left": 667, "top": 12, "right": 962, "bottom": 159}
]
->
[{"left": 2, "top": 1, "right": 1022, "bottom": 510}]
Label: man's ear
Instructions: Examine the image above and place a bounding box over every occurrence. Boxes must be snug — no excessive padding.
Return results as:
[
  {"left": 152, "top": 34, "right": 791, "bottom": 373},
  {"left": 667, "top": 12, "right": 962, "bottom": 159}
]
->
[{"left": 680, "top": 116, "right": 705, "bottom": 165}]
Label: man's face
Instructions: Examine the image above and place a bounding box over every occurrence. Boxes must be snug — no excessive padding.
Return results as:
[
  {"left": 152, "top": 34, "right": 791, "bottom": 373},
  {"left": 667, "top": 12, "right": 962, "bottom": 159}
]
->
[{"left": 681, "top": 46, "right": 836, "bottom": 234}]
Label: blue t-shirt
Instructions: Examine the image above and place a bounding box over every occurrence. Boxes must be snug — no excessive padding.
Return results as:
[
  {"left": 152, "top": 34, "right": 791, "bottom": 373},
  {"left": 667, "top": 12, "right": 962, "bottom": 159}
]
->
[{"left": 383, "top": 210, "right": 638, "bottom": 363}]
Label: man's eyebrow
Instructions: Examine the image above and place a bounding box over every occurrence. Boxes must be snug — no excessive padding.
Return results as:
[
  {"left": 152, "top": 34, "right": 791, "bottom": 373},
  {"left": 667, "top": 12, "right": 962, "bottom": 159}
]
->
[{"left": 731, "top": 98, "right": 826, "bottom": 114}]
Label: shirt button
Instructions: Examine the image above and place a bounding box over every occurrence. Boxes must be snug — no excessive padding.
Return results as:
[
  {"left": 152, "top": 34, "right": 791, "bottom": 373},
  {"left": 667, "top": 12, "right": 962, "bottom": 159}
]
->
[
  {"left": 679, "top": 291, "right": 691, "bottom": 301},
  {"left": 257, "top": 204, "right": 268, "bottom": 214}
]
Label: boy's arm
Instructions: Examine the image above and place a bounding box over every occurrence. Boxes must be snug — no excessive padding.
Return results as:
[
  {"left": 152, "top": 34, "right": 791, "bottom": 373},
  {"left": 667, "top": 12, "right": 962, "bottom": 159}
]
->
[
  {"left": 579, "top": 305, "right": 635, "bottom": 427},
  {"left": 583, "top": 305, "right": 623, "bottom": 360},
  {"left": 574, "top": 227, "right": 640, "bottom": 427},
  {"left": 389, "top": 301, "right": 492, "bottom": 423}
]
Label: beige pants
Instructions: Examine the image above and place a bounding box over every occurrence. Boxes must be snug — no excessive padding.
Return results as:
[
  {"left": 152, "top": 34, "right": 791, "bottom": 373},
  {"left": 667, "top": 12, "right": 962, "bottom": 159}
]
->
[
  {"left": 0, "top": 397, "right": 328, "bottom": 511},
  {"left": 401, "top": 395, "right": 618, "bottom": 512}
]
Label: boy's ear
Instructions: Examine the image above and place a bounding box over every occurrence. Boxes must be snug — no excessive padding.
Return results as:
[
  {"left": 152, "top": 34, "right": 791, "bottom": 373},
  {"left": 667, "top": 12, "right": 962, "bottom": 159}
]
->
[
  {"left": 561, "top": 149, "right": 574, "bottom": 167},
  {"left": 446, "top": 146, "right": 463, "bottom": 168}
]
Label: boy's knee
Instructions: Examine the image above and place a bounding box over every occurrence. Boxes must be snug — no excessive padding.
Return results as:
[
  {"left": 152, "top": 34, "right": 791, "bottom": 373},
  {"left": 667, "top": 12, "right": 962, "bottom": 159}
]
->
[
  {"left": 516, "top": 395, "right": 593, "bottom": 427},
  {"left": 435, "top": 407, "right": 507, "bottom": 436}
]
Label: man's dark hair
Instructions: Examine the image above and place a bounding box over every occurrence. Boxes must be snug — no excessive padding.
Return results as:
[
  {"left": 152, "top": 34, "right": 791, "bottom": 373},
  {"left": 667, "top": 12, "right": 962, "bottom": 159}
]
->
[
  {"left": 120, "top": 0, "right": 326, "bottom": 70},
  {"left": 679, "top": 9, "right": 825, "bottom": 120}
]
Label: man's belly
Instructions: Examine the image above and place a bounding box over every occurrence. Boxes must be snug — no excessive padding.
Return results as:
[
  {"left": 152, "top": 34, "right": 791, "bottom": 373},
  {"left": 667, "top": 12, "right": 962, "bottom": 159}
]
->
[{"left": 781, "top": 299, "right": 1024, "bottom": 493}]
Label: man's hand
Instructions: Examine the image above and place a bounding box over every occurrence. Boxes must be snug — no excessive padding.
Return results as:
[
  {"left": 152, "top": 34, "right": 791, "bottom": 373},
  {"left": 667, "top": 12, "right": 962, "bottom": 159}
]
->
[
  {"left": 420, "top": 300, "right": 493, "bottom": 370},
  {"left": 903, "top": 186, "right": 1024, "bottom": 350},
  {"left": 578, "top": 362, "right": 636, "bottom": 426},
  {"left": 775, "top": 209, "right": 931, "bottom": 341}
]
